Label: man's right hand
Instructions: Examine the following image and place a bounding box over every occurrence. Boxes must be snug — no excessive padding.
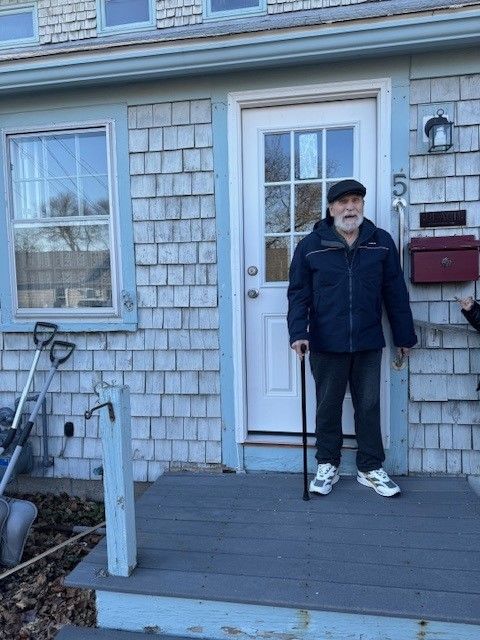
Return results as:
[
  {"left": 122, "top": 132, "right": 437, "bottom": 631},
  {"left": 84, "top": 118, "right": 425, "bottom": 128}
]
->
[
  {"left": 457, "top": 296, "right": 474, "bottom": 311},
  {"left": 291, "top": 340, "right": 309, "bottom": 358}
]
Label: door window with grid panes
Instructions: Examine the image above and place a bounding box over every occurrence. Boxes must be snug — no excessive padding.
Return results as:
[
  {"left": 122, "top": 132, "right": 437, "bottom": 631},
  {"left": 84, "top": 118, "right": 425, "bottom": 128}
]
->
[{"left": 264, "top": 127, "right": 354, "bottom": 282}]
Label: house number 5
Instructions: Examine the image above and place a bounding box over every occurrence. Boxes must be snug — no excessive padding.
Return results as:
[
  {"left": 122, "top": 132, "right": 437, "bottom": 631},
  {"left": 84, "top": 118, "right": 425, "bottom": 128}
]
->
[{"left": 392, "top": 173, "right": 407, "bottom": 197}]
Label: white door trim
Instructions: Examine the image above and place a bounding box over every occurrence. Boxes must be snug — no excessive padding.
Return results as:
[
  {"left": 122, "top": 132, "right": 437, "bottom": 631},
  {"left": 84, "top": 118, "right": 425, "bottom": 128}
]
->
[{"left": 227, "top": 78, "right": 392, "bottom": 444}]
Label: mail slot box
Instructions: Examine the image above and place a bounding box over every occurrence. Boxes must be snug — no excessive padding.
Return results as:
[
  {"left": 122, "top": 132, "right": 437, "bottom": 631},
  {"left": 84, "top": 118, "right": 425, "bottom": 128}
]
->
[{"left": 409, "top": 235, "right": 480, "bottom": 283}]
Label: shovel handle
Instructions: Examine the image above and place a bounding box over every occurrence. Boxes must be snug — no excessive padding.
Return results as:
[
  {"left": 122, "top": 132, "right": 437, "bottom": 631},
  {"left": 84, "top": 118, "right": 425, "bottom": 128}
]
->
[
  {"left": 49, "top": 340, "right": 76, "bottom": 366},
  {"left": 33, "top": 322, "right": 58, "bottom": 348}
]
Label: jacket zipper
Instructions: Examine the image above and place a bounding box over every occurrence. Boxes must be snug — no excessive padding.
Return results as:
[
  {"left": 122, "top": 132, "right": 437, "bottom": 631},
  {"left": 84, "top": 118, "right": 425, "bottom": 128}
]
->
[
  {"left": 346, "top": 244, "right": 360, "bottom": 352},
  {"left": 348, "top": 264, "right": 353, "bottom": 353}
]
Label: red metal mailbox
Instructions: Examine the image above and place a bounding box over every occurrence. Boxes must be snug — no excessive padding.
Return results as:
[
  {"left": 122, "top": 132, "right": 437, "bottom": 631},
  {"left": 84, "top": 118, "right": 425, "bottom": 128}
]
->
[{"left": 409, "top": 235, "right": 480, "bottom": 284}]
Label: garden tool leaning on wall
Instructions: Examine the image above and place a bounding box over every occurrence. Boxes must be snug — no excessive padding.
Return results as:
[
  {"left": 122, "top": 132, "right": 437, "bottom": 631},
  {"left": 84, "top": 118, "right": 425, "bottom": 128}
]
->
[{"left": 0, "top": 339, "right": 75, "bottom": 567}]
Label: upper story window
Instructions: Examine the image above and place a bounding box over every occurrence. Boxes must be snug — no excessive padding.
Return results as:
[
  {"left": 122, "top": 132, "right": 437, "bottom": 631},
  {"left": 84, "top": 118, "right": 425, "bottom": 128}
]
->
[
  {"left": 204, "top": 0, "right": 266, "bottom": 20},
  {"left": 97, "top": 0, "right": 156, "bottom": 33},
  {"left": 0, "top": 4, "right": 38, "bottom": 48}
]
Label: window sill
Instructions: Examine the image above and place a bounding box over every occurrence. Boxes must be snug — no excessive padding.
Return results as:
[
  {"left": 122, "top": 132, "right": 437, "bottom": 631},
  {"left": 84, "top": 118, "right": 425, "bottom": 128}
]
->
[
  {"left": 0, "top": 319, "right": 138, "bottom": 333},
  {"left": 203, "top": 10, "right": 266, "bottom": 22}
]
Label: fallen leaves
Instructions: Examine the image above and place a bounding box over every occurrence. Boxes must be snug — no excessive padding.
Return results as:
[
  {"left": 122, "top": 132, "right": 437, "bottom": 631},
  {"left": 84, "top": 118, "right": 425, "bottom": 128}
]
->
[{"left": 0, "top": 492, "right": 105, "bottom": 640}]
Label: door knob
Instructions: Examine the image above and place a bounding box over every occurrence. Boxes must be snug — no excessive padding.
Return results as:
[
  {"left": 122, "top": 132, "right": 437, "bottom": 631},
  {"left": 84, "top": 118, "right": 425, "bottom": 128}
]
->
[{"left": 247, "top": 289, "right": 259, "bottom": 299}]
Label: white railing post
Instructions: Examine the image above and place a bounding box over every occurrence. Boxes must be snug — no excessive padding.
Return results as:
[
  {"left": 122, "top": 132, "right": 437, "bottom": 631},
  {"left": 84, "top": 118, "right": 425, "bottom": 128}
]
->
[{"left": 98, "top": 385, "right": 137, "bottom": 577}]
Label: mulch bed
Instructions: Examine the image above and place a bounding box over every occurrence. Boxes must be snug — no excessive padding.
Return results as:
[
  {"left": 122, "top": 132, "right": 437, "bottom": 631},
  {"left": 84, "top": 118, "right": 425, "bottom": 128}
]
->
[{"left": 0, "top": 493, "right": 105, "bottom": 640}]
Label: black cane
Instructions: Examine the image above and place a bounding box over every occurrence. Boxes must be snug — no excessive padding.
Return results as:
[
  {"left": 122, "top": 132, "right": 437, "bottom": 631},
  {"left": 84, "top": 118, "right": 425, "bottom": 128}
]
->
[{"left": 300, "top": 344, "right": 310, "bottom": 501}]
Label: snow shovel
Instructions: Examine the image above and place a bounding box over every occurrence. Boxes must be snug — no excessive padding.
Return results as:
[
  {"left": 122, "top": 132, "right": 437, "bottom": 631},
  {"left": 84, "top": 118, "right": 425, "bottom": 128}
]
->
[
  {"left": 0, "top": 322, "right": 57, "bottom": 456},
  {"left": 0, "top": 340, "right": 75, "bottom": 567},
  {"left": 300, "top": 344, "right": 310, "bottom": 501}
]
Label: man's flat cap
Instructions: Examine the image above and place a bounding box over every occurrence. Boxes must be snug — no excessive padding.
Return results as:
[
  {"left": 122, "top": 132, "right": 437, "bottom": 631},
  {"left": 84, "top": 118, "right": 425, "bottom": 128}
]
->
[{"left": 327, "top": 179, "right": 366, "bottom": 203}]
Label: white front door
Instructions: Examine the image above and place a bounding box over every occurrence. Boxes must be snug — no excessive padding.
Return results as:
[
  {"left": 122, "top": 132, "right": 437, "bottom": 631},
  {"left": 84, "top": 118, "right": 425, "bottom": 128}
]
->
[{"left": 242, "top": 99, "right": 389, "bottom": 442}]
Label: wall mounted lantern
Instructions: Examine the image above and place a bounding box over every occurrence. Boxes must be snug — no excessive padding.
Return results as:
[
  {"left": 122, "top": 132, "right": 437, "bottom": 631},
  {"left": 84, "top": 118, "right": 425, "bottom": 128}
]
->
[{"left": 424, "top": 109, "right": 453, "bottom": 152}]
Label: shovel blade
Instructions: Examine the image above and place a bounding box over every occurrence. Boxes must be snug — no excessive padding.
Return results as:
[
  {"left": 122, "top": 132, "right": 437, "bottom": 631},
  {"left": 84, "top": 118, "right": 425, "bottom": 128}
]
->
[
  {"left": 0, "top": 498, "right": 9, "bottom": 538},
  {"left": 0, "top": 498, "right": 37, "bottom": 567}
]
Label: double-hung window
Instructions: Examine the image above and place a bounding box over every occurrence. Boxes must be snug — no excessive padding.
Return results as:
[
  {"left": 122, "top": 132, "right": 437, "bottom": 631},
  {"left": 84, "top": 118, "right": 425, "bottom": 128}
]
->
[
  {"left": 2, "top": 122, "right": 136, "bottom": 330},
  {"left": 97, "top": 0, "right": 156, "bottom": 33},
  {"left": 204, "top": 0, "right": 266, "bottom": 20},
  {"left": 0, "top": 4, "right": 38, "bottom": 48}
]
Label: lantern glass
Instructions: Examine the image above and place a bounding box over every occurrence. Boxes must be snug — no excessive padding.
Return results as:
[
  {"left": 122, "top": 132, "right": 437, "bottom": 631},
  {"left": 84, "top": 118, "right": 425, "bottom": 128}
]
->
[{"left": 425, "top": 110, "right": 453, "bottom": 152}]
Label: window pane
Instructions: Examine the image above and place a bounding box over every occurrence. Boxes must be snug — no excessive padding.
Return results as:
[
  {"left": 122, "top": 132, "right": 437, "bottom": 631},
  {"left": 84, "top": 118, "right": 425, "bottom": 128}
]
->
[
  {"left": 265, "top": 185, "right": 290, "bottom": 233},
  {"left": 14, "top": 224, "right": 112, "bottom": 309},
  {"left": 78, "top": 132, "right": 108, "bottom": 175},
  {"left": 47, "top": 180, "right": 80, "bottom": 217},
  {"left": 80, "top": 176, "right": 110, "bottom": 216},
  {"left": 45, "top": 134, "right": 77, "bottom": 177},
  {"left": 10, "top": 137, "right": 43, "bottom": 181},
  {"left": 326, "top": 128, "right": 353, "bottom": 178},
  {"left": 265, "top": 236, "right": 289, "bottom": 282},
  {"left": 0, "top": 11, "right": 34, "bottom": 41},
  {"left": 264, "top": 133, "right": 290, "bottom": 183},
  {"left": 9, "top": 130, "right": 110, "bottom": 220},
  {"left": 105, "top": 0, "right": 150, "bottom": 26},
  {"left": 294, "top": 183, "right": 321, "bottom": 232},
  {"left": 210, "top": 0, "right": 259, "bottom": 11},
  {"left": 12, "top": 180, "right": 45, "bottom": 221},
  {"left": 295, "top": 130, "right": 322, "bottom": 180}
]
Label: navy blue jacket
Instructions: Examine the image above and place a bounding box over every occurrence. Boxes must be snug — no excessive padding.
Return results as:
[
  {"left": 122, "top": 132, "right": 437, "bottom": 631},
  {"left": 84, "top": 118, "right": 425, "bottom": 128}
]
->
[
  {"left": 462, "top": 302, "right": 480, "bottom": 332},
  {"left": 287, "top": 218, "right": 417, "bottom": 353}
]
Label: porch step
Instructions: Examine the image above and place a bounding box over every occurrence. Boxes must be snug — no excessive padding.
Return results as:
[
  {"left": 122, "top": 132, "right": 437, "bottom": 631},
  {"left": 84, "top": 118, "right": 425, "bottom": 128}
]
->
[{"left": 55, "top": 626, "right": 198, "bottom": 640}]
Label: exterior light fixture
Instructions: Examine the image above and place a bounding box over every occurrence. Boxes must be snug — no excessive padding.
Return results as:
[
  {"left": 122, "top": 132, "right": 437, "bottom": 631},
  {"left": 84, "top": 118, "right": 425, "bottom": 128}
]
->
[{"left": 424, "top": 109, "right": 453, "bottom": 152}]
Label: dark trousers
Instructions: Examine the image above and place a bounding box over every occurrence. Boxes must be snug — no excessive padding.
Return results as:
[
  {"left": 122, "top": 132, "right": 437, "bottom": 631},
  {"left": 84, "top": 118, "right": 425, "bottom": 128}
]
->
[{"left": 309, "top": 350, "right": 385, "bottom": 472}]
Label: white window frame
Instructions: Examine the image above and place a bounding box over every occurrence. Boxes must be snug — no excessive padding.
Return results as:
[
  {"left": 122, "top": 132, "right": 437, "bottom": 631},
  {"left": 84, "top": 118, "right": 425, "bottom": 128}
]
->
[
  {"left": 96, "top": 0, "right": 156, "bottom": 35},
  {"left": 0, "top": 3, "right": 38, "bottom": 49},
  {"left": 203, "top": 0, "right": 266, "bottom": 21},
  {"left": 3, "top": 120, "right": 124, "bottom": 324}
]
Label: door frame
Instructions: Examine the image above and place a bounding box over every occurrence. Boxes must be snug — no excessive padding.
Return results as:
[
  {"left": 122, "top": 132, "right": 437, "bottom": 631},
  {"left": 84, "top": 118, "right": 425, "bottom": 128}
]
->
[{"left": 227, "top": 78, "right": 392, "bottom": 446}]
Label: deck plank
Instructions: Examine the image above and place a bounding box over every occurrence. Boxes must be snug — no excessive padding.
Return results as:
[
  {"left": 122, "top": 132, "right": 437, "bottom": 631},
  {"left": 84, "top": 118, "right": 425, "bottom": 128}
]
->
[
  {"left": 66, "top": 473, "right": 480, "bottom": 625},
  {"left": 79, "top": 530, "right": 480, "bottom": 571}
]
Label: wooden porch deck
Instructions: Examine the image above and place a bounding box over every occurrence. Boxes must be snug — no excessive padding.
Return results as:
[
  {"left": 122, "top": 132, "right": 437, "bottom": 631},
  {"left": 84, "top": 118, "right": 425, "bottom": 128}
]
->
[{"left": 66, "top": 472, "right": 480, "bottom": 639}]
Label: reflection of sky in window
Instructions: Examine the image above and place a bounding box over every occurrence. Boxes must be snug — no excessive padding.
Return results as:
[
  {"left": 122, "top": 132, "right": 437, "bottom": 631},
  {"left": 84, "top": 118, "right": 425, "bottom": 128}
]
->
[
  {"left": 78, "top": 132, "right": 108, "bottom": 175},
  {"left": 10, "top": 131, "right": 109, "bottom": 219},
  {"left": 0, "top": 11, "right": 34, "bottom": 40},
  {"left": 105, "top": 0, "right": 150, "bottom": 26},
  {"left": 211, "top": 0, "right": 259, "bottom": 11},
  {"left": 46, "top": 136, "right": 77, "bottom": 177},
  {"left": 326, "top": 128, "right": 353, "bottom": 178}
]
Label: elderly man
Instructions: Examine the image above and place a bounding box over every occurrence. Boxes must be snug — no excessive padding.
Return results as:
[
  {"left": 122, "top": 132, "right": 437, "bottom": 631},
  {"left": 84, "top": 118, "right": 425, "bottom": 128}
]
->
[{"left": 287, "top": 179, "right": 417, "bottom": 497}]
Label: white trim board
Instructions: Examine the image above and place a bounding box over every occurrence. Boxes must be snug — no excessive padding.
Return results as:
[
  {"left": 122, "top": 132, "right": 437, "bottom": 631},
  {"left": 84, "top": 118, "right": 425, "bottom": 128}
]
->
[{"left": 227, "top": 78, "right": 392, "bottom": 447}]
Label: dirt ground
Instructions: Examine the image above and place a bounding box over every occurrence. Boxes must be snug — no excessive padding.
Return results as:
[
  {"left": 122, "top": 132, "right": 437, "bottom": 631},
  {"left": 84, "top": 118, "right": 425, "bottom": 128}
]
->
[{"left": 0, "top": 493, "right": 105, "bottom": 640}]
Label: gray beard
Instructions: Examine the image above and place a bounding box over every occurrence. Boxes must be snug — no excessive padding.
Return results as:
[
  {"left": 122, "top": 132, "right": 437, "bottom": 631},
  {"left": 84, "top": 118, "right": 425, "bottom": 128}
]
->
[{"left": 334, "top": 214, "right": 364, "bottom": 234}]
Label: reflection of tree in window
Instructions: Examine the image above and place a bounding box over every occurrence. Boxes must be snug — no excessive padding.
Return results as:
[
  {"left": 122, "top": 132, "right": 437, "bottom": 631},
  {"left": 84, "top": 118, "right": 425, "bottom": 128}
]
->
[{"left": 264, "top": 133, "right": 290, "bottom": 183}]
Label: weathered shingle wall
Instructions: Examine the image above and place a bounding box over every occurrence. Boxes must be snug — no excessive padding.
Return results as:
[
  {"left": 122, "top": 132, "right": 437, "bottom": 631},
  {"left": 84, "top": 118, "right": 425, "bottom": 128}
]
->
[
  {"left": 127, "top": 99, "right": 221, "bottom": 479},
  {"left": 408, "top": 73, "right": 480, "bottom": 475},
  {"left": 0, "top": 0, "right": 384, "bottom": 46},
  {"left": 38, "top": 0, "right": 97, "bottom": 45},
  {"left": 156, "top": 0, "right": 202, "bottom": 28},
  {"left": 0, "top": 98, "right": 220, "bottom": 483}
]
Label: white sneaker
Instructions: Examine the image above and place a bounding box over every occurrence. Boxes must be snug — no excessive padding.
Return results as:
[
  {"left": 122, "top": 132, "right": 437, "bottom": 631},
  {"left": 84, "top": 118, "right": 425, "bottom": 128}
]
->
[
  {"left": 357, "top": 468, "right": 400, "bottom": 497},
  {"left": 309, "top": 463, "right": 339, "bottom": 495}
]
